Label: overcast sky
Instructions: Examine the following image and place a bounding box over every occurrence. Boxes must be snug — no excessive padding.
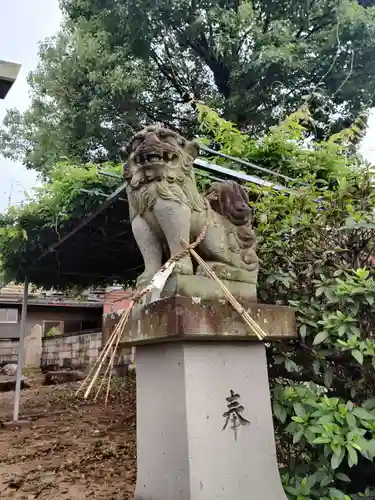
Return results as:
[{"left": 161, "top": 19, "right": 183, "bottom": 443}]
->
[
  {"left": 0, "top": 0, "right": 62, "bottom": 211},
  {"left": 0, "top": 0, "right": 375, "bottom": 212}
]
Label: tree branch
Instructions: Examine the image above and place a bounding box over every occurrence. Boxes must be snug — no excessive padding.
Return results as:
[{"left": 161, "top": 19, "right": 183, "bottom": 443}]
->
[
  {"left": 171, "top": 25, "right": 232, "bottom": 98},
  {"left": 149, "top": 47, "right": 191, "bottom": 103}
]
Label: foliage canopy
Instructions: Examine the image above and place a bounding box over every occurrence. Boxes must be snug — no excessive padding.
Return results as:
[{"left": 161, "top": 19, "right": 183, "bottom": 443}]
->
[
  {"left": 0, "top": 101, "right": 360, "bottom": 288},
  {"left": 1, "top": 0, "right": 375, "bottom": 174}
]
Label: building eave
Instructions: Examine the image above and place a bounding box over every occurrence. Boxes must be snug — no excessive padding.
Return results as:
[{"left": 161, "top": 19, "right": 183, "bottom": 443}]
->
[
  {"left": 0, "top": 298, "right": 103, "bottom": 308},
  {"left": 0, "top": 60, "right": 21, "bottom": 99}
]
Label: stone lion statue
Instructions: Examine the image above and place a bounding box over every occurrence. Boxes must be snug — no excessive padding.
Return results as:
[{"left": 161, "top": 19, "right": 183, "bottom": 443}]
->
[{"left": 123, "top": 125, "right": 259, "bottom": 289}]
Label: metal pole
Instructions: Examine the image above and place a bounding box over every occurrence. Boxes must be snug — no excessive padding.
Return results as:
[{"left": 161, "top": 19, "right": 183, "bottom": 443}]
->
[{"left": 13, "top": 277, "right": 29, "bottom": 422}]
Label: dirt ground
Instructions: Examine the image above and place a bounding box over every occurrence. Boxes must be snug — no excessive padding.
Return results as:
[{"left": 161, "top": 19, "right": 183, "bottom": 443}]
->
[{"left": 0, "top": 375, "right": 136, "bottom": 500}]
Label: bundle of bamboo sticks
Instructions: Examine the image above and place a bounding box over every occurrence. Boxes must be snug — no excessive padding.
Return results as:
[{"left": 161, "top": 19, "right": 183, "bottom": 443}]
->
[{"left": 76, "top": 300, "right": 134, "bottom": 403}]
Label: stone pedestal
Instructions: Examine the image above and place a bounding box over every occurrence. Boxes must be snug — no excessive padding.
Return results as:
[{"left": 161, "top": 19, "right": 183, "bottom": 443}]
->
[{"left": 122, "top": 297, "right": 296, "bottom": 500}]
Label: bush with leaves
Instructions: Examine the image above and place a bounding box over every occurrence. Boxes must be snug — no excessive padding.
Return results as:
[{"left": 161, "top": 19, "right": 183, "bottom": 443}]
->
[{"left": 197, "top": 104, "right": 375, "bottom": 499}]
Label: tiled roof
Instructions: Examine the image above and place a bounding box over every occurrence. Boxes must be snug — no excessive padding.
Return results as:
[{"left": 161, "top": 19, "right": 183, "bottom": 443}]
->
[{"left": 0, "top": 284, "right": 105, "bottom": 308}]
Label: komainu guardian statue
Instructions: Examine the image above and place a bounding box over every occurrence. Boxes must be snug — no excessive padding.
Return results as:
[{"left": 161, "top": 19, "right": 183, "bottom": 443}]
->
[{"left": 123, "top": 125, "right": 259, "bottom": 299}]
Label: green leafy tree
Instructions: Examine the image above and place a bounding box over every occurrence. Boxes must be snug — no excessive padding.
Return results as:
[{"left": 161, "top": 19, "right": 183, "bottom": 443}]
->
[{"left": 1, "top": 0, "right": 375, "bottom": 174}]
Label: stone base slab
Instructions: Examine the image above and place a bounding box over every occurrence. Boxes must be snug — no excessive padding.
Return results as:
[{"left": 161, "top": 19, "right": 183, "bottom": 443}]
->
[
  {"left": 161, "top": 274, "right": 257, "bottom": 302},
  {"left": 122, "top": 296, "right": 296, "bottom": 345}
]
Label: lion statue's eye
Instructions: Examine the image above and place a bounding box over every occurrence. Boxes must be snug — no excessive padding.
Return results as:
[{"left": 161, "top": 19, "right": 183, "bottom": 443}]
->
[
  {"left": 177, "top": 137, "right": 186, "bottom": 147},
  {"left": 132, "top": 138, "right": 144, "bottom": 151}
]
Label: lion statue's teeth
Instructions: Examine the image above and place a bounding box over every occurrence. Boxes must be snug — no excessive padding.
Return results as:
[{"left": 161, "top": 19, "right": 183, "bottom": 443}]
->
[{"left": 148, "top": 155, "right": 161, "bottom": 163}]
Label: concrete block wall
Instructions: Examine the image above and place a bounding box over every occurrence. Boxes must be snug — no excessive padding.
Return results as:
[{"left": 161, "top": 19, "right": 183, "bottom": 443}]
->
[
  {"left": 0, "top": 339, "right": 19, "bottom": 364},
  {"left": 41, "top": 330, "right": 102, "bottom": 369}
]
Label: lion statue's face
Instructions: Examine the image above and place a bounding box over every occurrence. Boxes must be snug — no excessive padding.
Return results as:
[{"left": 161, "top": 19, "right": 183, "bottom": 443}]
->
[{"left": 123, "top": 125, "right": 200, "bottom": 190}]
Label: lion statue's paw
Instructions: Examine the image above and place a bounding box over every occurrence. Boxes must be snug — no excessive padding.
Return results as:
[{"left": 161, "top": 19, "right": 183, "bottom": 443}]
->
[
  {"left": 136, "top": 272, "right": 157, "bottom": 290},
  {"left": 174, "top": 255, "right": 194, "bottom": 276}
]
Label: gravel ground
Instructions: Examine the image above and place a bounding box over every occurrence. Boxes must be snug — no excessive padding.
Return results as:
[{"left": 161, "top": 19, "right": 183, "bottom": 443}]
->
[{"left": 0, "top": 376, "right": 136, "bottom": 499}]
